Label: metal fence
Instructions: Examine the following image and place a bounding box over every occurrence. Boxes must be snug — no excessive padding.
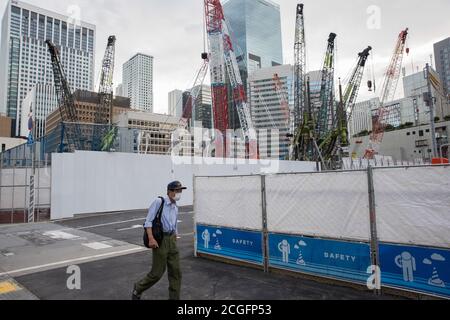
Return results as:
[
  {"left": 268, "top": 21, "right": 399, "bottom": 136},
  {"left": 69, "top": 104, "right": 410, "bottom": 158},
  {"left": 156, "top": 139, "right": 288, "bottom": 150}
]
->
[{"left": 194, "top": 165, "right": 450, "bottom": 299}]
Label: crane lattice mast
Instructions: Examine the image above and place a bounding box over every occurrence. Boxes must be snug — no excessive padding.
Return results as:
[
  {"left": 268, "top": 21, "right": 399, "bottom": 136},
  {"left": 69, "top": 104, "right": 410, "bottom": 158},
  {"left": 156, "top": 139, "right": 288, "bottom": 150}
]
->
[
  {"left": 366, "top": 28, "right": 409, "bottom": 158},
  {"left": 292, "top": 3, "right": 308, "bottom": 160},
  {"left": 46, "top": 40, "right": 84, "bottom": 151},
  {"left": 317, "top": 33, "right": 337, "bottom": 139},
  {"left": 204, "top": 0, "right": 256, "bottom": 158}
]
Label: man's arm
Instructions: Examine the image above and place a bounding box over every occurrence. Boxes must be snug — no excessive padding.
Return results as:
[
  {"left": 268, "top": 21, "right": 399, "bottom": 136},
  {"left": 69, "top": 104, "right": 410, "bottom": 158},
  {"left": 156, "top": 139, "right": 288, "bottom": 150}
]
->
[
  {"left": 144, "top": 198, "right": 162, "bottom": 228},
  {"left": 144, "top": 198, "right": 162, "bottom": 248}
]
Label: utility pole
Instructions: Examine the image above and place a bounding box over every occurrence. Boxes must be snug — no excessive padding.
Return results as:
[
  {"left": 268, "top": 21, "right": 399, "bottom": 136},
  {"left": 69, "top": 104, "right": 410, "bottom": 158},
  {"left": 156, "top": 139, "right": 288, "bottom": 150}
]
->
[{"left": 425, "top": 63, "right": 438, "bottom": 158}]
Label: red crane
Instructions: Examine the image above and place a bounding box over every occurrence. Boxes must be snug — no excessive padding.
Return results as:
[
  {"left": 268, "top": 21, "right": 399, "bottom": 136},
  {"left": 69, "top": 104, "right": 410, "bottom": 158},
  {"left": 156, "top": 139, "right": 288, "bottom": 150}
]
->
[{"left": 365, "top": 28, "right": 409, "bottom": 159}]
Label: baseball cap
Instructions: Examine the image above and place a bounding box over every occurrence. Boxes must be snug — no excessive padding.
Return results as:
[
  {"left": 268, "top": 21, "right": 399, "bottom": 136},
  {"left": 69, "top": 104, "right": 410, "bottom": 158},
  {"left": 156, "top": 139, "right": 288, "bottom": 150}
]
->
[{"left": 167, "top": 181, "right": 187, "bottom": 191}]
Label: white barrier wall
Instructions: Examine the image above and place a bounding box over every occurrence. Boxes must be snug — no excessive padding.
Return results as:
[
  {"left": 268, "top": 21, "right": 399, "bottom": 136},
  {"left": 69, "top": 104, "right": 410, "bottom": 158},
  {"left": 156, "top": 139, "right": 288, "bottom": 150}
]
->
[
  {"left": 195, "top": 176, "right": 262, "bottom": 230},
  {"left": 373, "top": 166, "right": 450, "bottom": 248},
  {"left": 51, "top": 151, "right": 317, "bottom": 220},
  {"left": 266, "top": 171, "right": 371, "bottom": 241},
  {"left": 0, "top": 167, "right": 51, "bottom": 209}
]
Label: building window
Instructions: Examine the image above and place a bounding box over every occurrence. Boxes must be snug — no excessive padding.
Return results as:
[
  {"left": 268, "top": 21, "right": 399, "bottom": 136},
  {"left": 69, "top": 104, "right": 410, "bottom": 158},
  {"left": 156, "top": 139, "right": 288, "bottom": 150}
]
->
[
  {"left": 1, "top": 144, "right": 5, "bottom": 152},
  {"left": 407, "top": 132, "right": 410, "bottom": 136},
  {"left": 419, "top": 130, "right": 424, "bottom": 137}
]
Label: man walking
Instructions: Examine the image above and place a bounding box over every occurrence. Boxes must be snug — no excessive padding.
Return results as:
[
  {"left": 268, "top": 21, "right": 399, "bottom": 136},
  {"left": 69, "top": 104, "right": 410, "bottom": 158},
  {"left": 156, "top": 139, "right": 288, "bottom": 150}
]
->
[{"left": 132, "top": 181, "right": 187, "bottom": 300}]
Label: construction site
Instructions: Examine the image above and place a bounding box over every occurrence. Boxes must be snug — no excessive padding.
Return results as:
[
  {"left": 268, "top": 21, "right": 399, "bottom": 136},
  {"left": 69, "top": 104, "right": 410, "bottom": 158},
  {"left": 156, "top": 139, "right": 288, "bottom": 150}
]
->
[{"left": 0, "top": 0, "right": 449, "bottom": 301}]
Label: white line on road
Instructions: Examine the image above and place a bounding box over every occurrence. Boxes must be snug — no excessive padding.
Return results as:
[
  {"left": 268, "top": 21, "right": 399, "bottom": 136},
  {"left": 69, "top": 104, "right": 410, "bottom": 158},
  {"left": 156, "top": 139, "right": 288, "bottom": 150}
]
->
[
  {"left": 0, "top": 247, "right": 147, "bottom": 277},
  {"left": 54, "top": 212, "right": 193, "bottom": 231},
  {"left": 75, "top": 218, "right": 145, "bottom": 230},
  {"left": 117, "top": 225, "right": 142, "bottom": 232}
]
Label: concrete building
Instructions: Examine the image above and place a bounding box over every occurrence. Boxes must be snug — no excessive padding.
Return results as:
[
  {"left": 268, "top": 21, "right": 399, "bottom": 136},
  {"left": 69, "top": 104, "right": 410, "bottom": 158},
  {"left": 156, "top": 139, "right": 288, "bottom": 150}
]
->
[
  {"left": 403, "top": 68, "right": 449, "bottom": 124},
  {"left": 20, "top": 83, "right": 57, "bottom": 139},
  {"left": 350, "top": 120, "right": 450, "bottom": 161},
  {"left": 348, "top": 68, "right": 450, "bottom": 138},
  {"left": 0, "top": 0, "right": 96, "bottom": 135},
  {"left": 434, "top": 37, "right": 450, "bottom": 96},
  {"left": 248, "top": 64, "right": 293, "bottom": 159},
  {"left": 123, "top": 53, "right": 153, "bottom": 112},
  {"left": 223, "top": 0, "right": 283, "bottom": 129},
  {"left": 0, "top": 137, "right": 27, "bottom": 153},
  {"left": 45, "top": 90, "right": 130, "bottom": 133},
  {"left": 168, "top": 89, "right": 183, "bottom": 118},
  {"left": 115, "top": 111, "right": 187, "bottom": 155}
]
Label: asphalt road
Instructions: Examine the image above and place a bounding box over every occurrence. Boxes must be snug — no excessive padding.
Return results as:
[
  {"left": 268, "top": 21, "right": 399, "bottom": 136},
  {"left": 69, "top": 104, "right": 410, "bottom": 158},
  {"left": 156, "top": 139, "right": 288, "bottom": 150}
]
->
[{"left": 11, "top": 210, "right": 403, "bottom": 300}]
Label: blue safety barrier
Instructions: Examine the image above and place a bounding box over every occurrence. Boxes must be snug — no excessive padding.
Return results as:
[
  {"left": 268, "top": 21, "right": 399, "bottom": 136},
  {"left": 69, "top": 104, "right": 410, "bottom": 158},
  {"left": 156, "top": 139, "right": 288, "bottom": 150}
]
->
[
  {"left": 379, "top": 243, "right": 450, "bottom": 298},
  {"left": 268, "top": 233, "right": 372, "bottom": 284},
  {"left": 196, "top": 224, "right": 263, "bottom": 265}
]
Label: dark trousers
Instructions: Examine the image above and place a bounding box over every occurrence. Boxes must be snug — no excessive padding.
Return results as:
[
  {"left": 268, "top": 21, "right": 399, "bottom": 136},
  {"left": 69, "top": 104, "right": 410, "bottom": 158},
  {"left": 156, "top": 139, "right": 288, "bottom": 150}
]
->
[{"left": 134, "top": 234, "right": 181, "bottom": 300}]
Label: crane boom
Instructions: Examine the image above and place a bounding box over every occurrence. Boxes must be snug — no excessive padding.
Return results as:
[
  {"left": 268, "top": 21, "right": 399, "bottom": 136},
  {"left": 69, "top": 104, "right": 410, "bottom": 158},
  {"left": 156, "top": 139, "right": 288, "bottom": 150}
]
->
[
  {"left": 96, "top": 35, "right": 116, "bottom": 125},
  {"left": 204, "top": 0, "right": 229, "bottom": 136},
  {"left": 317, "top": 33, "right": 337, "bottom": 138},
  {"left": 204, "top": 0, "right": 256, "bottom": 158},
  {"left": 291, "top": 3, "right": 308, "bottom": 161},
  {"left": 366, "top": 28, "right": 409, "bottom": 158},
  {"left": 273, "top": 73, "right": 291, "bottom": 126},
  {"left": 92, "top": 35, "right": 117, "bottom": 152},
  {"left": 318, "top": 46, "right": 372, "bottom": 163},
  {"left": 46, "top": 40, "right": 84, "bottom": 151}
]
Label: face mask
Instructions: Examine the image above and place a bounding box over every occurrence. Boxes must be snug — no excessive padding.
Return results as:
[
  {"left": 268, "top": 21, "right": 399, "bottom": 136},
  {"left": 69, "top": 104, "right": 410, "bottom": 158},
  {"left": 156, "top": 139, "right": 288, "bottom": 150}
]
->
[{"left": 173, "top": 193, "right": 182, "bottom": 202}]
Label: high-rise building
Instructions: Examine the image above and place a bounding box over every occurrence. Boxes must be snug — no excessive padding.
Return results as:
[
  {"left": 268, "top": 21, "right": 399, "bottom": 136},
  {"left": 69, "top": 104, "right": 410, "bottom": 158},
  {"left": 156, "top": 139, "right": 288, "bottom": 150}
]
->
[
  {"left": 0, "top": 0, "right": 96, "bottom": 135},
  {"left": 248, "top": 65, "right": 293, "bottom": 159},
  {"left": 115, "top": 83, "right": 124, "bottom": 97},
  {"left": 168, "top": 89, "right": 183, "bottom": 118},
  {"left": 123, "top": 53, "right": 154, "bottom": 112},
  {"left": 191, "top": 85, "right": 213, "bottom": 129},
  {"left": 222, "top": 0, "right": 283, "bottom": 129},
  {"left": 434, "top": 37, "right": 450, "bottom": 97}
]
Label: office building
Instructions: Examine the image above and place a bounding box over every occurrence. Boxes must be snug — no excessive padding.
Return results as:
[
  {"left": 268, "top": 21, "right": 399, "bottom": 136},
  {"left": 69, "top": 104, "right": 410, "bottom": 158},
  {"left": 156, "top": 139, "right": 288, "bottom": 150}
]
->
[
  {"left": 248, "top": 64, "right": 293, "bottom": 159},
  {"left": 222, "top": 0, "right": 283, "bottom": 129},
  {"left": 0, "top": 0, "right": 95, "bottom": 135},
  {"left": 123, "top": 53, "right": 154, "bottom": 112},
  {"left": 434, "top": 37, "right": 450, "bottom": 96},
  {"left": 168, "top": 89, "right": 183, "bottom": 118},
  {"left": 45, "top": 90, "right": 130, "bottom": 133}
]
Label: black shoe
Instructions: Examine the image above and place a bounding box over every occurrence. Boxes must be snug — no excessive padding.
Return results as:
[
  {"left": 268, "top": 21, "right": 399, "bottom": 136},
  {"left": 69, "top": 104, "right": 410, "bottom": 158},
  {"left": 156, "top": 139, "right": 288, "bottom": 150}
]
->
[{"left": 132, "top": 289, "right": 141, "bottom": 300}]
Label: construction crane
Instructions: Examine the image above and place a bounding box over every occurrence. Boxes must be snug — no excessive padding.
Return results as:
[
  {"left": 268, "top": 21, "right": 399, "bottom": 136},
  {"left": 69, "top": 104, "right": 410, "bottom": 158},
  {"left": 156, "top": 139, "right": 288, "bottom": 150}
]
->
[
  {"left": 273, "top": 73, "right": 291, "bottom": 126},
  {"left": 180, "top": 57, "right": 209, "bottom": 128},
  {"left": 365, "top": 28, "right": 409, "bottom": 159},
  {"left": 93, "top": 35, "right": 116, "bottom": 151},
  {"left": 291, "top": 3, "right": 307, "bottom": 160},
  {"left": 204, "top": 0, "right": 256, "bottom": 158},
  {"left": 46, "top": 40, "right": 84, "bottom": 151},
  {"left": 318, "top": 46, "right": 372, "bottom": 166},
  {"left": 317, "top": 33, "right": 337, "bottom": 139}
]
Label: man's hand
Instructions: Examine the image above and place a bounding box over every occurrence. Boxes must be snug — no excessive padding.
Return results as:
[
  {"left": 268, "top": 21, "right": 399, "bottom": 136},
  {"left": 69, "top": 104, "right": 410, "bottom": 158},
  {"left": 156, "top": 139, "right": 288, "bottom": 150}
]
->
[{"left": 148, "top": 237, "right": 159, "bottom": 249}]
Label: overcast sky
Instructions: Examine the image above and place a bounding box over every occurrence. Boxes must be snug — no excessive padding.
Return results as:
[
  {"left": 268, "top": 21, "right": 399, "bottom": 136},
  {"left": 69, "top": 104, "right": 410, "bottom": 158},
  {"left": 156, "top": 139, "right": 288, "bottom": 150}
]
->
[{"left": 1, "top": 0, "right": 449, "bottom": 114}]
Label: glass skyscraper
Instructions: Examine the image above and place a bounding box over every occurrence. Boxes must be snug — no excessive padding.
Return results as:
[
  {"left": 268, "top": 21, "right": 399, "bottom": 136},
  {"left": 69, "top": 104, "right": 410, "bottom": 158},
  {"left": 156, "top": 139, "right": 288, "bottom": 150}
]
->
[
  {"left": 0, "top": 0, "right": 96, "bottom": 135},
  {"left": 222, "top": 0, "right": 283, "bottom": 129}
]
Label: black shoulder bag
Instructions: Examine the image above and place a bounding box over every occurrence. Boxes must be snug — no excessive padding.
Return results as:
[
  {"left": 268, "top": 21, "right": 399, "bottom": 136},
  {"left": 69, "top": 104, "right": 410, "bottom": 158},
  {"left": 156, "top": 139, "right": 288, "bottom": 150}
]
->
[{"left": 143, "top": 197, "right": 165, "bottom": 248}]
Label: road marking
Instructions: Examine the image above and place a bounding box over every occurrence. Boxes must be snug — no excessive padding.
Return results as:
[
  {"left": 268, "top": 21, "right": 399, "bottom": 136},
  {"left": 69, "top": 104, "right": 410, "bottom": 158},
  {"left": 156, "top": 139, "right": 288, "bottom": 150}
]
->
[
  {"left": 82, "top": 242, "right": 113, "bottom": 250},
  {"left": 0, "top": 281, "right": 21, "bottom": 294},
  {"left": 43, "top": 231, "right": 80, "bottom": 240},
  {"left": 117, "top": 225, "right": 142, "bottom": 232},
  {"left": 0, "top": 247, "right": 147, "bottom": 277},
  {"left": 75, "top": 218, "right": 145, "bottom": 230}
]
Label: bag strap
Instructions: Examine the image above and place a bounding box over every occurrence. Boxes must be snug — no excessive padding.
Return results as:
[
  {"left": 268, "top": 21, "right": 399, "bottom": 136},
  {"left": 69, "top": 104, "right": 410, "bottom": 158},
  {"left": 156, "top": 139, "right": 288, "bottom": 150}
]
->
[{"left": 155, "top": 196, "right": 165, "bottom": 221}]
